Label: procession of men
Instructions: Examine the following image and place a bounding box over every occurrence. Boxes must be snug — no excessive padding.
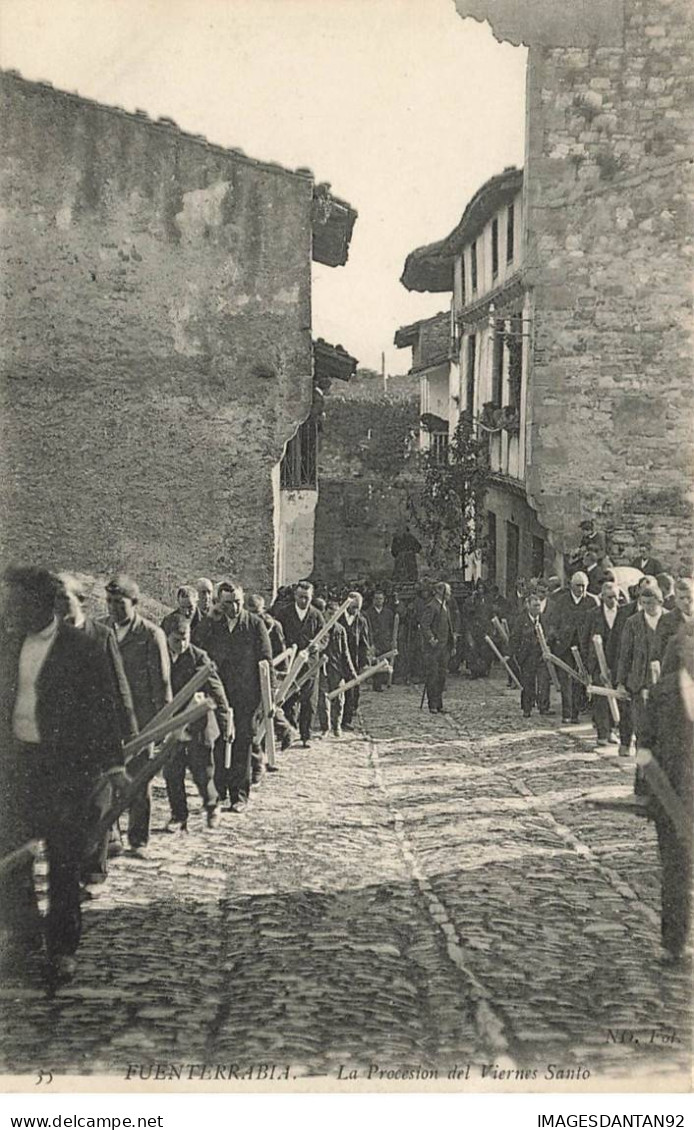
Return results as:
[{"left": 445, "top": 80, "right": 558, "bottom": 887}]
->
[{"left": 0, "top": 534, "right": 691, "bottom": 988}]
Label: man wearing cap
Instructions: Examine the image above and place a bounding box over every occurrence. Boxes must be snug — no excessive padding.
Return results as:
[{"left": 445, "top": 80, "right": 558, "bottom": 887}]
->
[
  {"left": 104, "top": 574, "right": 172, "bottom": 855},
  {"left": 546, "top": 572, "right": 599, "bottom": 724},
  {"left": 163, "top": 614, "right": 232, "bottom": 832}
]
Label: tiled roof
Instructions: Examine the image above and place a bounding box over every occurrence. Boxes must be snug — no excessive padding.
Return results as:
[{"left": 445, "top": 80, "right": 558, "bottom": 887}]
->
[
  {"left": 401, "top": 166, "right": 523, "bottom": 293},
  {"left": 394, "top": 311, "right": 451, "bottom": 372}
]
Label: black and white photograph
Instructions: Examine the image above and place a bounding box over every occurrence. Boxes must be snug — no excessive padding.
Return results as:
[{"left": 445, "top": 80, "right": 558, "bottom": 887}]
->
[{"left": 0, "top": 0, "right": 691, "bottom": 1098}]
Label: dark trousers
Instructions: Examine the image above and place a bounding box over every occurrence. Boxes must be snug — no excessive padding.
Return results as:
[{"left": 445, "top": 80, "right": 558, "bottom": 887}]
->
[
  {"left": 424, "top": 650, "right": 448, "bottom": 711},
  {"left": 126, "top": 745, "right": 153, "bottom": 849},
  {"left": 592, "top": 694, "right": 633, "bottom": 744},
  {"left": 284, "top": 677, "right": 318, "bottom": 741},
  {"left": 164, "top": 741, "right": 218, "bottom": 823},
  {"left": 214, "top": 710, "right": 255, "bottom": 803},
  {"left": 0, "top": 745, "right": 90, "bottom": 959},
  {"left": 318, "top": 669, "right": 345, "bottom": 732},
  {"left": 81, "top": 782, "right": 118, "bottom": 885},
  {"left": 655, "top": 818, "right": 691, "bottom": 956},
  {"left": 519, "top": 661, "right": 550, "bottom": 715},
  {"left": 556, "top": 650, "right": 581, "bottom": 721},
  {"left": 343, "top": 682, "right": 361, "bottom": 726}
]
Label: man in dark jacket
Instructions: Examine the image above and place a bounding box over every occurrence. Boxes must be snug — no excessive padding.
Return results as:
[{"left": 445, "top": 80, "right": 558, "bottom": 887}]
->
[
  {"left": 420, "top": 582, "right": 456, "bottom": 713},
  {"left": 583, "top": 580, "right": 632, "bottom": 749},
  {"left": 545, "top": 571, "right": 598, "bottom": 724},
  {"left": 339, "top": 591, "right": 371, "bottom": 730},
  {"left": 631, "top": 543, "right": 664, "bottom": 577},
  {"left": 56, "top": 573, "right": 138, "bottom": 885},
  {"left": 0, "top": 567, "right": 125, "bottom": 982},
  {"left": 104, "top": 574, "right": 172, "bottom": 855},
  {"left": 163, "top": 614, "right": 232, "bottom": 831},
  {"left": 318, "top": 601, "right": 358, "bottom": 737},
  {"left": 657, "top": 577, "right": 692, "bottom": 653},
  {"left": 161, "top": 585, "right": 200, "bottom": 636},
  {"left": 193, "top": 581, "right": 273, "bottom": 810},
  {"left": 638, "top": 621, "right": 693, "bottom": 962},
  {"left": 275, "top": 581, "right": 326, "bottom": 748},
  {"left": 364, "top": 589, "right": 395, "bottom": 691},
  {"left": 245, "top": 593, "right": 295, "bottom": 752},
  {"left": 617, "top": 582, "right": 669, "bottom": 745},
  {"left": 509, "top": 590, "right": 552, "bottom": 718}
]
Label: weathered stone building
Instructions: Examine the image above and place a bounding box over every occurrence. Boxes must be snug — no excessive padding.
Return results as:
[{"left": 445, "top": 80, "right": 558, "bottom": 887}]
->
[
  {"left": 0, "top": 70, "right": 356, "bottom": 598},
  {"left": 312, "top": 368, "right": 421, "bottom": 584},
  {"left": 400, "top": 0, "right": 693, "bottom": 584}
]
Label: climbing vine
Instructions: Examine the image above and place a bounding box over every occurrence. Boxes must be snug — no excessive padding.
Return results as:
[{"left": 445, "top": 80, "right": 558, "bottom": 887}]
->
[{"left": 407, "top": 412, "right": 490, "bottom": 573}]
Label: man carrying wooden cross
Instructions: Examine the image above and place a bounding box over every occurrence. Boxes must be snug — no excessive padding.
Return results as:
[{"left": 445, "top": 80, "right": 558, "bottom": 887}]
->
[
  {"left": 318, "top": 598, "right": 358, "bottom": 737},
  {"left": 274, "top": 580, "right": 326, "bottom": 749},
  {"left": 584, "top": 580, "right": 631, "bottom": 750},
  {"left": 0, "top": 567, "right": 126, "bottom": 984}
]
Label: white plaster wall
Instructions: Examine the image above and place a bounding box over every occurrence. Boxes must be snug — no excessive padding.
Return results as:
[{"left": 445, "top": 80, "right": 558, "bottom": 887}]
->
[{"left": 278, "top": 489, "right": 317, "bottom": 586}]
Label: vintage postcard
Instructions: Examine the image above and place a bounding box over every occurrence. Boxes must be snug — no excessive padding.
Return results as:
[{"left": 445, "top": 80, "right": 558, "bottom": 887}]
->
[{"left": 0, "top": 0, "right": 691, "bottom": 1098}]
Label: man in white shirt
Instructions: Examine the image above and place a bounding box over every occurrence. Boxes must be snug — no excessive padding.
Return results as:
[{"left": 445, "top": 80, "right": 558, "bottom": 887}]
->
[
  {"left": 0, "top": 567, "right": 125, "bottom": 983},
  {"left": 584, "top": 581, "right": 631, "bottom": 749}
]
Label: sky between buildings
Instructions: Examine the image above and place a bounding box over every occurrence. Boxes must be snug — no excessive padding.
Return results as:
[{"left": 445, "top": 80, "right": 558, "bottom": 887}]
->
[{"left": 0, "top": 0, "right": 527, "bottom": 373}]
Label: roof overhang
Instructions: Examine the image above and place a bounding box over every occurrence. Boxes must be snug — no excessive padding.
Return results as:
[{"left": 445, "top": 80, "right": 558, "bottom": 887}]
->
[
  {"left": 401, "top": 167, "right": 523, "bottom": 294},
  {"left": 313, "top": 338, "right": 358, "bottom": 390},
  {"left": 312, "top": 185, "right": 358, "bottom": 267}
]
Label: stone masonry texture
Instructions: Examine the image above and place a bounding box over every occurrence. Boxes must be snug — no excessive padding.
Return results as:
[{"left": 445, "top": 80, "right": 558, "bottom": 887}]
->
[
  {"left": 0, "top": 72, "right": 315, "bottom": 598},
  {"left": 455, "top": 0, "right": 694, "bottom": 570},
  {"left": 313, "top": 371, "right": 422, "bottom": 583}
]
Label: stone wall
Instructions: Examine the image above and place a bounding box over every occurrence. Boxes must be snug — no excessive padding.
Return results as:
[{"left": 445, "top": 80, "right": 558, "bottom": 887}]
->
[
  {"left": 455, "top": 0, "right": 694, "bottom": 574},
  {"left": 313, "top": 371, "right": 422, "bottom": 583},
  {"left": 0, "top": 72, "right": 315, "bottom": 599}
]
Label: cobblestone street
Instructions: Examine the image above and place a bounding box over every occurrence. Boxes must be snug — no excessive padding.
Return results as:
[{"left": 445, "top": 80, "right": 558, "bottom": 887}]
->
[{"left": 0, "top": 674, "right": 690, "bottom": 1088}]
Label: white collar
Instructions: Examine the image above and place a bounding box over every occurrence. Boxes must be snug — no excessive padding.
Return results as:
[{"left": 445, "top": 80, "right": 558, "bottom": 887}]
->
[{"left": 294, "top": 603, "right": 310, "bottom": 622}]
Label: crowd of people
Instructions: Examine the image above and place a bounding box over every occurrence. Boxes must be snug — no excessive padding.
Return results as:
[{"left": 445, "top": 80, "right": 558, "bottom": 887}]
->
[{"left": 0, "top": 541, "right": 690, "bottom": 987}]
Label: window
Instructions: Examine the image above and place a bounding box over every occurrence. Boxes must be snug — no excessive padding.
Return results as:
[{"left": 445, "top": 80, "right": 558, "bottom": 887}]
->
[
  {"left": 430, "top": 431, "right": 449, "bottom": 465},
  {"left": 491, "top": 217, "right": 499, "bottom": 279},
  {"left": 532, "top": 536, "right": 545, "bottom": 579},
  {"left": 486, "top": 512, "right": 497, "bottom": 586},
  {"left": 280, "top": 417, "right": 317, "bottom": 488},
  {"left": 470, "top": 241, "right": 478, "bottom": 293},
  {"left": 506, "top": 521, "right": 520, "bottom": 594},
  {"left": 491, "top": 320, "right": 504, "bottom": 408},
  {"left": 506, "top": 203, "right": 515, "bottom": 264},
  {"left": 507, "top": 312, "right": 523, "bottom": 411},
  {"left": 461, "top": 255, "right": 466, "bottom": 306},
  {"left": 466, "top": 333, "right": 476, "bottom": 416}
]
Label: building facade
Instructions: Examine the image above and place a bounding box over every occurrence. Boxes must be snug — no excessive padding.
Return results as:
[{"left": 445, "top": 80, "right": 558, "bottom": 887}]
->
[
  {"left": 451, "top": 0, "right": 693, "bottom": 575},
  {"left": 399, "top": 0, "right": 694, "bottom": 582},
  {"left": 400, "top": 168, "right": 549, "bottom": 593},
  {"left": 0, "top": 70, "right": 356, "bottom": 599}
]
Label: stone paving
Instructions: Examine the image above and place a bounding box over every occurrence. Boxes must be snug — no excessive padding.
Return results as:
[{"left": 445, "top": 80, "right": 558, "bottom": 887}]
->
[{"left": 0, "top": 672, "right": 690, "bottom": 1088}]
